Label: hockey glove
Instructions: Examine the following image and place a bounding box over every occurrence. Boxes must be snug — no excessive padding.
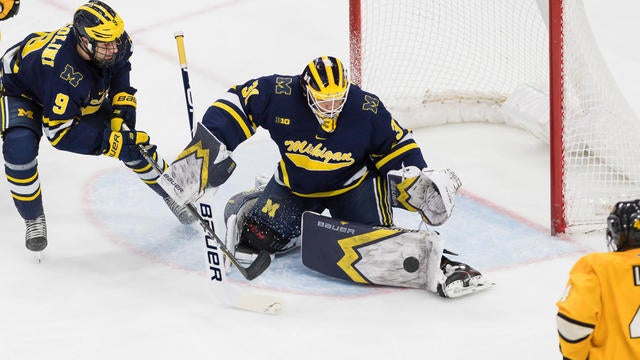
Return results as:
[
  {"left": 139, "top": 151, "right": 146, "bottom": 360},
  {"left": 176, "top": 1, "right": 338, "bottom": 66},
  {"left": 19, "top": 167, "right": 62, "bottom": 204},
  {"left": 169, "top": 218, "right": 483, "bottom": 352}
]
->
[
  {"left": 110, "top": 90, "right": 137, "bottom": 130},
  {"left": 101, "top": 129, "right": 153, "bottom": 163},
  {"left": 388, "top": 166, "right": 462, "bottom": 226},
  {"left": 159, "top": 122, "right": 236, "bottom": 206},
  {"left": 0, "top": 0, "right": 20, "bottom": 20}
]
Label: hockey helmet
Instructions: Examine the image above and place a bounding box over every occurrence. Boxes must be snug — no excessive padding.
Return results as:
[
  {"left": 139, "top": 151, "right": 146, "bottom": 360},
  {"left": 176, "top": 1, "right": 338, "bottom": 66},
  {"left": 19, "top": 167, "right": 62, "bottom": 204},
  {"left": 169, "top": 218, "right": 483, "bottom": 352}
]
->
[
  {"left": 606, "top": 200, "right": 640, "bottom": 251},
  {"left": 300, "top": 56, "right": 350, "bottom": 133},
  {"left": 73, "top": 0, "right": 127, "bottom": 67}
]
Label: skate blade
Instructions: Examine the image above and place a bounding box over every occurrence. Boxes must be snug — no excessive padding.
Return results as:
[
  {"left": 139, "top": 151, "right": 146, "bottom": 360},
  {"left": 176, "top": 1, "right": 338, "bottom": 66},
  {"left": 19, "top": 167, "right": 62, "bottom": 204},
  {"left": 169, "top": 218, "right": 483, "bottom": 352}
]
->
[{"left": 445, "top": 280, "right": 495, "bottom": 298}]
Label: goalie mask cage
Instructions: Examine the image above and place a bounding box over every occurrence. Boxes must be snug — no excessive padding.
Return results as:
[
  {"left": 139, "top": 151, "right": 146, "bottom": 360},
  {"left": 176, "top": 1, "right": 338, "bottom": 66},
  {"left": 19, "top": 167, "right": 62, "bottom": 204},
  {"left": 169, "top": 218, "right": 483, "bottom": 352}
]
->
[{"left": 349, "top": 0, "right": 640, "bottom": 234}]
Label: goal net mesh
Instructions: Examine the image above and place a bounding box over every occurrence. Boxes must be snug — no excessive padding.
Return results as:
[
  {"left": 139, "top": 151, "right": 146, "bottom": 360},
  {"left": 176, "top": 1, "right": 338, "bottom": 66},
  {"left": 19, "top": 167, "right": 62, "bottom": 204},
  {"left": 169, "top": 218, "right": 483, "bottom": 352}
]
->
[{"left": 355, "top": 0, "right": 640, "bottom": 231}]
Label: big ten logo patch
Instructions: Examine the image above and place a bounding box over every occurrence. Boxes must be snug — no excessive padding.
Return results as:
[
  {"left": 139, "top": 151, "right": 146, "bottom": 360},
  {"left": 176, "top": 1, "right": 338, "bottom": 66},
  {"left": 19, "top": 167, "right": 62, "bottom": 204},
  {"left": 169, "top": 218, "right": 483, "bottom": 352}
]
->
[{"left": 275, "top": 117, "right": 290, "bottom": 125}]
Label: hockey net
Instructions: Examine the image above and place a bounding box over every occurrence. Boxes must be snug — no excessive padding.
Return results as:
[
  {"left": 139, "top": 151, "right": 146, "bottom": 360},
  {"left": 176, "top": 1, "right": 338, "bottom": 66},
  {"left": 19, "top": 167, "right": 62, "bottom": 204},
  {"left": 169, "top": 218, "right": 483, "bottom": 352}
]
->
[{"left": 350, "top": 0, "right": 640, "bottom": 233}]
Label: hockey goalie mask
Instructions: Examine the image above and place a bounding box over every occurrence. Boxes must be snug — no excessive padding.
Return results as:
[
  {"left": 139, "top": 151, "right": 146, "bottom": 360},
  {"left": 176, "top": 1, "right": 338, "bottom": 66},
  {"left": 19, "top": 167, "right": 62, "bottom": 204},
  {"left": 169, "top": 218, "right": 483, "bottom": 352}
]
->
[
  {"left": 300, "top": 56, "right": 350, "bottom": 133},
  {"left": 73, "top": 0, "right": 127, "bottom": 68}
]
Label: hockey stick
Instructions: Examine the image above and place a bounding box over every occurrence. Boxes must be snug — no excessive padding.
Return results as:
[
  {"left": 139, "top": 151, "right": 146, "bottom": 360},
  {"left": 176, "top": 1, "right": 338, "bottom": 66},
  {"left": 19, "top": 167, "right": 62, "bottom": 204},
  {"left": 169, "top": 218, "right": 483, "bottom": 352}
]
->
[
  {"left": 170, "top": 33, "right": 280, "bottom": 313},
  {"left": 174, "top": 31, "right": 195, "bottom": 134},
  {"left": 134, "top": 144, "right": 280, "bottom": 312},
  {"left": 123, "top": 126, "right": 270, "bottom": 280},
  {"left": 169, "top": 32, "right": 272, "bottom": 281}
]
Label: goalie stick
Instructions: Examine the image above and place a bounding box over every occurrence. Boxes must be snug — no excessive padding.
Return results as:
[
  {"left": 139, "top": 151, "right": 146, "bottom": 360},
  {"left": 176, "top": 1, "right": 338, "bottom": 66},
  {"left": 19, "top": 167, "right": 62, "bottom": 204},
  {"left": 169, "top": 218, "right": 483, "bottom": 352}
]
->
[
  {"left": 128, "top": 128, "right": 270, "bottom": 281},
  {"left": 174, "top": 31, "right": 195, "bottom": 134},
  {"left": 172, "top": 32, "right": 281, "bottom": 313},
  {"left": 168, "top": 32, "right": 272, "bottom": 281}
]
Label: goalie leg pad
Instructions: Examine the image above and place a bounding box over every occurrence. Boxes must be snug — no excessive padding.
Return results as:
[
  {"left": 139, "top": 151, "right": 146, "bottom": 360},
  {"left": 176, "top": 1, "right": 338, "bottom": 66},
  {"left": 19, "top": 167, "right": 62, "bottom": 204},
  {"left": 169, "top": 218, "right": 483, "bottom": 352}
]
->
[
  {"left": 224, "top": 187, "right": 298, "bottom": 264},
  {"left": 301, "top": 211, "right": 444, "bottom": 292},
  {"left": 224, "top": 189, "right": 261, "bottom": 264}
]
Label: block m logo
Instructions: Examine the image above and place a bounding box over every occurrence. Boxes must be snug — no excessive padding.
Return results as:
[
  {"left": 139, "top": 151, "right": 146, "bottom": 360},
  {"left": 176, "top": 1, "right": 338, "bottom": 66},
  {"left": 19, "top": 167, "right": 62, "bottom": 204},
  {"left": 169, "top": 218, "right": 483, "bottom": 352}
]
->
[
  {"left": 261, "top": 199, "right": 280, "bottom": 218},
  {"left": 17, "top": 109, "right": 34, "bottom": 119}
]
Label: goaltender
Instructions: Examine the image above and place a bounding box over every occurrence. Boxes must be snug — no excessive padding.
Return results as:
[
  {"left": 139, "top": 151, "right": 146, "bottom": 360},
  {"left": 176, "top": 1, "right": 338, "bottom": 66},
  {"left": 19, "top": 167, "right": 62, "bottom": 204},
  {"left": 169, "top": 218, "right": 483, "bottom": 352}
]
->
[{"left": 160, "top": 56, "right": 493, "bottom": 298}]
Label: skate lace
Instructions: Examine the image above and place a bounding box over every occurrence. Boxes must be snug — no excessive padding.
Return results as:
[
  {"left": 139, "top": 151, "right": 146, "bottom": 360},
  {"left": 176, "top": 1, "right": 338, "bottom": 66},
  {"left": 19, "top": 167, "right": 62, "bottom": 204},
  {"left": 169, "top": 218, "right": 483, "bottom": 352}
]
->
[{"left": 25, "top": 215, "right": 47, "bottom": 239}]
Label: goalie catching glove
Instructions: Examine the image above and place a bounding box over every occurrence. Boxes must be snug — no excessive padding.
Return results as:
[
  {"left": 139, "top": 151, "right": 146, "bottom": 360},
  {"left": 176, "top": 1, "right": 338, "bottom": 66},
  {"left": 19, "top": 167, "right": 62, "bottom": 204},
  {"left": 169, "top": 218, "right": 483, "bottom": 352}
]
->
[
  {"left": 159, "top": 122, "right": 236, "bottom": 206},
  {"left": 388, "top": 167, "right": 462, "bottom": 226}
]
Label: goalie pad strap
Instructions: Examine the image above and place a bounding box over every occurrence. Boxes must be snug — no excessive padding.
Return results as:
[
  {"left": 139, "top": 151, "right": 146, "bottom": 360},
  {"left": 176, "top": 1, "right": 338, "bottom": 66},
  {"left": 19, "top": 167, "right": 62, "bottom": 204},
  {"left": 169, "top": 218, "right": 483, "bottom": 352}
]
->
[{"left": 301, "top": 211, "right": 444, "bottom": 292}]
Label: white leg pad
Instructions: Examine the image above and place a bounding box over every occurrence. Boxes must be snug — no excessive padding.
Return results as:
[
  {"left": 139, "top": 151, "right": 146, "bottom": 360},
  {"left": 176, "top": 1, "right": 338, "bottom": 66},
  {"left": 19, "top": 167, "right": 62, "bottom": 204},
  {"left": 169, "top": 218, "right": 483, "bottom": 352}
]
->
[{"left": 347, "top": 229, "right": 445, "bottom": 292}]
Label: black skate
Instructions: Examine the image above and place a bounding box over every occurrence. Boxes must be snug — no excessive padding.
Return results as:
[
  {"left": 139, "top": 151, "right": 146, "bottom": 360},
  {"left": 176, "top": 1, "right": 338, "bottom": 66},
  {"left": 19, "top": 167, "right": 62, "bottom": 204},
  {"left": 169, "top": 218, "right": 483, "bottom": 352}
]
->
[
  {"left": 437, "top": 256, "right": 494, "bottom": 298},
  {"left": 25, "top": 214, "right": 47, "bottom": 252}
]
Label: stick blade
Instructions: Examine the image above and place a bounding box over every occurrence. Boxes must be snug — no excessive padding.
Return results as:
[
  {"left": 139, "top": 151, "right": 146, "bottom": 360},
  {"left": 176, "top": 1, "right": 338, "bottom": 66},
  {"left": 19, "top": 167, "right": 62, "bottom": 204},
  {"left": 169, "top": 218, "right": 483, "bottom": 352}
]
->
[
  {"left": 241, "top": 250, "right": 272, "bottom": 280},
  {"left": 233, "top": 291, "right": 283, "bottom": 315}
]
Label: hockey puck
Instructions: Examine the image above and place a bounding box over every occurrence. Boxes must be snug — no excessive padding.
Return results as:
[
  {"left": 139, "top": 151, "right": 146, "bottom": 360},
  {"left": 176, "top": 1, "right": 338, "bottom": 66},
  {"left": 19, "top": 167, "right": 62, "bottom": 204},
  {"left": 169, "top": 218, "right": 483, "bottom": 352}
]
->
[{"left": 403, "top": 256, "right": 420, "bottom": 272}]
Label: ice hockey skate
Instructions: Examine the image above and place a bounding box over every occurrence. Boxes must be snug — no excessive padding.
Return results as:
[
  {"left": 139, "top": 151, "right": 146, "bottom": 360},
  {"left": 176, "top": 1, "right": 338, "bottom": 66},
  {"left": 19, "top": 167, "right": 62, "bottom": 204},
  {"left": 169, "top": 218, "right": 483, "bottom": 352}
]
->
[
  {"left": 437, "top": 256, "right": 494, "bottom": 298},
  {"left": 163, "top": 197, "right": 197, "bottom": 224},
  {"left": 25, "top": 214, "right": 47, "bottom": 252}
]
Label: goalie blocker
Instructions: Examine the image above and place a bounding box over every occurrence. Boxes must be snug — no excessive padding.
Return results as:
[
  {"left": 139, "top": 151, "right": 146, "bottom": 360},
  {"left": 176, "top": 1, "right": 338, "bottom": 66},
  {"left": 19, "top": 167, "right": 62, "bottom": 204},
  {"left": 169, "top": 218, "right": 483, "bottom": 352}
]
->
[
  {"left": 301, "top": 211, "right": 493, "bottom": 298},
  {"left": 159, "top": 122, "right": 236, "bottom": 205}
]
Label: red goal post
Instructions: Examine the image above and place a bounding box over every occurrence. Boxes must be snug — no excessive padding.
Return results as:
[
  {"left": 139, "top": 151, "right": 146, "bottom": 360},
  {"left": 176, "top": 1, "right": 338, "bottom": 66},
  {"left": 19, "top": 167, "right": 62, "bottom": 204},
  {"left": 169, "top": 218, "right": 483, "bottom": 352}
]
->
[{"left": 349, "top": 0, "right": 640, "bottom": 234}]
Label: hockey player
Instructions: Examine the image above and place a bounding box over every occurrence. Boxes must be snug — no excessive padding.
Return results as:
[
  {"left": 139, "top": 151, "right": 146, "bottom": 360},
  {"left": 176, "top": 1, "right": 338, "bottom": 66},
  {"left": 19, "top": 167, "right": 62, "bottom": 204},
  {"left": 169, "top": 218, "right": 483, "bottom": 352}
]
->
[
  {"left": 0, "top": 0, "right": 195, "bottom": 253},
  {"left": 0, "top": 0, "right": 19, "bottom": 20},
  {"left": 556, "top": 200, "right": 640, "bottom": 359},
  {"left": 160, "top": 56, "right": 491, "bottom": 297}
]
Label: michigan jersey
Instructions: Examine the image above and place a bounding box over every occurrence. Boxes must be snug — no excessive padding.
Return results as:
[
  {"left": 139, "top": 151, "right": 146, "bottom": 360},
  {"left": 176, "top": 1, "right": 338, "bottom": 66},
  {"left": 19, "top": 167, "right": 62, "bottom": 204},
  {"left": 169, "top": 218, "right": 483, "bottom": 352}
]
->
[
  {"left": 201, "top": 75, "right": 427, "bottom": 197},
  {"left": 0, "top": 25, "right": 133, "bottom": 150},
  {"left": 556, "top": 248, "right": 640, "bottom": 359}
]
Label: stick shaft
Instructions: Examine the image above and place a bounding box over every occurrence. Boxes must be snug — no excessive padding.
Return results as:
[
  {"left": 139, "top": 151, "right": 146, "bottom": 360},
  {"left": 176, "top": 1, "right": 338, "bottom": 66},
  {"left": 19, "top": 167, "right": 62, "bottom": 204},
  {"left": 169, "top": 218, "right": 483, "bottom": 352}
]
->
[
  {"left": 174, "top": 32, "right": 194, "bottom": 134},
  {"left": 169, "top": 32, "right": 270, "bottom": 281}
]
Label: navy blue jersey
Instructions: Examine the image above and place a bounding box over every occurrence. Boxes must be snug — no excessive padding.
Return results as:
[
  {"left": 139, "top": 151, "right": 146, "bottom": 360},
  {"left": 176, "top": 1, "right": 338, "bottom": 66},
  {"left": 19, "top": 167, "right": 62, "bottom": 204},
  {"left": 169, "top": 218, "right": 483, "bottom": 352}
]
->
[
  {"left": 1, "top": 25, "right": 134, "bottom": 148},
  {"left": 202, "top": 74, "right": 427, "bottom": 197}
]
